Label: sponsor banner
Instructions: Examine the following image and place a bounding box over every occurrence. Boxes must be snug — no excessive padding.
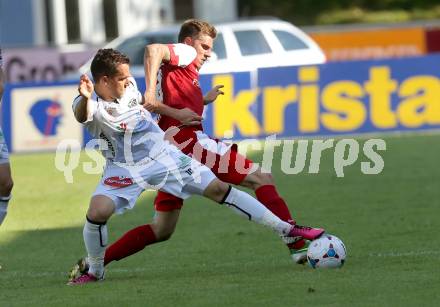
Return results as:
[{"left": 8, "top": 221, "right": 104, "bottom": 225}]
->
[
  {"left": 200, "top": 54, "right": 440, "bottom": 139},
  {"left": 1, "top": 54, "right": 439, "bottom": 153},
  {"left": 310, "top": 27, "right": 426, "bottom": 61},
  {"left": 6, "top": 82, "right": 83, "bottom": 152},
  {"left": 2, "top": 48, "right": 95, "bottom": 83}
]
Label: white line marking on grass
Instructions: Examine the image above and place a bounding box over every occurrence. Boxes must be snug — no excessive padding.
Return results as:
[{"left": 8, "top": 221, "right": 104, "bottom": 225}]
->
[{"left": 369, "top": 250, "right": 440, "bottom": 257}]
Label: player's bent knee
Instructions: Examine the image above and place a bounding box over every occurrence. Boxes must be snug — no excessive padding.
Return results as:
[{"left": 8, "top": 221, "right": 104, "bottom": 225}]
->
[
  {"left": 151, "top": 209, "right": 180, "bottom": 241},
  {"left": 0, "top": 168, "right": 13, "bottom": 196},
  {"left": 86, "top": 208, "right": 110, "bottom": 223},
  {"left": 6, "top": 179, "right": 13, "bottom": 195},
  {"left": 203, "top": 179, "right": 230, "bottom": 203},
  {"left": 156, "top": 230, "right": 174, "bottom": 242},
  {"left": 87, "top": 195, "right": 115, "bottom": 222},
  {"left": 0, "top": 177, "right": 13, "bottom": 196},
  {"left": 243, "top": 169, "right": 274, "bottom": 189},
  {"left": 259, "top": 172, "right": 274, "bottom": 185},
  {"left": 151, "top": 225, "right": 175, "bottom": 242}
]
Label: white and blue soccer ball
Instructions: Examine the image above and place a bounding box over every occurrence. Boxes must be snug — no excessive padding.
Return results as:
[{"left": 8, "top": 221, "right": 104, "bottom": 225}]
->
[{"left": 307, "top": 234, "right": 346, "bottom": 269}]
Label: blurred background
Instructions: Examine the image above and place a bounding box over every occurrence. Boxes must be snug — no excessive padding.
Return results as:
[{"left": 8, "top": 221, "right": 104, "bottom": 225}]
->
[
  {"left": 1, "top": 1, "right": 440, "bottom": 305},
  {"left": 1, "top": 0, "right": 440, "bottom": 83},
  {"left": 2, "top": 0, "right": 440, "bottom": 154},
  {"left": 2, "top": 0, "right": 440, "bottom": 151}
]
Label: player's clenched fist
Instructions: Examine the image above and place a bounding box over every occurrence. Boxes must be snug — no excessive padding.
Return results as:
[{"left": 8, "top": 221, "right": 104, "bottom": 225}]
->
[{"left": 143, "top": 90, "right": 160, "bottom": 112}]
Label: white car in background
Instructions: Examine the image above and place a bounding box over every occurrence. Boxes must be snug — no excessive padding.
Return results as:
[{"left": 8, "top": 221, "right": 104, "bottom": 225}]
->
[{"left": 75, "top": 18, "right": 325, "bottom": 77}]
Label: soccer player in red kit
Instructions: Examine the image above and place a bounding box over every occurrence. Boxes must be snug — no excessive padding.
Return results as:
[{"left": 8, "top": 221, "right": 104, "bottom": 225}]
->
[{"left": 69, "top": 20, "right": 322, "bottom": 278}]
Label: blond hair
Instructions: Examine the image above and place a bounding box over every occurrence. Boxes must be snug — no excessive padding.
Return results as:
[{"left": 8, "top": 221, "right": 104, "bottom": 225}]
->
[{"left": 178, "top": 19, "right": 217, "bottom": 42}]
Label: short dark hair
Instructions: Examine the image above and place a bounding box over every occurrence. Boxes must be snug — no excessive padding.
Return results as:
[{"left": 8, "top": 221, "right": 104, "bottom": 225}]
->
[
  {"left": 178, "top": 19, "right": 217, "bottom": 43},
  {"left": 90, "top": 48, "right": 130, "bottom": 81}
]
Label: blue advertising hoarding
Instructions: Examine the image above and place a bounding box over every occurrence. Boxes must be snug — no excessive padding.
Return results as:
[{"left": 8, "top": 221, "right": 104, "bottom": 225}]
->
[
  {"left": 1, "top": 54, "right": 440, "bottom": 153},
  {"left": 200, "top": 54, "right": 440, "bottom": 139}
]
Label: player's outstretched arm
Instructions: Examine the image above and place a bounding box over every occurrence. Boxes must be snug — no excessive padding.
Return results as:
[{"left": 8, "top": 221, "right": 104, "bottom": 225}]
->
[
  {"left": 142, "top": 44, "right": 202, "bottom": 126},
  {"left": 73, "top": 74, "right": 94, "bottom": 123},
  {"left": 143, "top": 44, "right": 176, "bottom": 114},
  {"left": 143, "top": 43, "right": 170, "bottom": 108},
  {"left": 143, "top": 92, "right": 203, "bottom": 126}
]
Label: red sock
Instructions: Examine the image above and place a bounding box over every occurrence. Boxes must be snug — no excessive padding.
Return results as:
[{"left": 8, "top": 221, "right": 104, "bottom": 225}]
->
[
  {"left": 255, "top": 185, "right": 293, "bottom": 222},
  {"left": 104, "top": 224, "right": 157, "bottom": 266}
]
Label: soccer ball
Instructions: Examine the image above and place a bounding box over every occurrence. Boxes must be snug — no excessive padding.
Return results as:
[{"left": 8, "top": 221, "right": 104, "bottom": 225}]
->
[{"left": 307, "top": 234, "right": 346, "bottom": 269}]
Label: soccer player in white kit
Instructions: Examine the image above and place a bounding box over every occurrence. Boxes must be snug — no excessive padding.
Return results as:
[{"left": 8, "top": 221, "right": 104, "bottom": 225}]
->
[
  {"left": 68, "top": 49, "right": 324, "bottom": 285},
  {"left": 0, "top": 47, "right": 14, "bottom": 226}
]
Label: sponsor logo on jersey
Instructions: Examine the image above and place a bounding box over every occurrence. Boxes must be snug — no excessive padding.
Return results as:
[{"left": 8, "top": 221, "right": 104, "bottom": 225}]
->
[
  {"left": 105, "top": 106, "right": 116, "bottom": 115},
  {"left": 100, "top": 132, "right": 115, "bottom": 156},
  {"left": 192, "top": 79, "right": 200, "bottom": 88},
  {"left": 128, "top": 98, "right": 138, "bottom": 108},
  {"left": 104, "top": 176, "right": 134, "bottom": 187},
  {"left": 118, "top": 122, "right": 127, "bottom": 131}
]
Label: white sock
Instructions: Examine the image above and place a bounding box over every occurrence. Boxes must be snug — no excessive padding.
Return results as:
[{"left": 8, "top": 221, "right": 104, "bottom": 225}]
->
[
  {"left": 222, "top": 187, "right": 293, "bottom": 236},
  {"left": 83, "top": 218, "right": 108, "bottom": 278},
  {"left": 0, "top": 195, "right": 11, "bottom": 225}
]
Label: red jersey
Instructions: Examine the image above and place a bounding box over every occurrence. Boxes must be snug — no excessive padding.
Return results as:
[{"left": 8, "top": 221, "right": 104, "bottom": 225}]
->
[{"left": 157, "top": 44, "right": 204, "bottom": 131}]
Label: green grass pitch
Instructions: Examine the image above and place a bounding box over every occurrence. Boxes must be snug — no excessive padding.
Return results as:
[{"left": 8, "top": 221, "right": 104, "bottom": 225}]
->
[{"left": 0, "top": 134, "right": 439, "bottom": 306}]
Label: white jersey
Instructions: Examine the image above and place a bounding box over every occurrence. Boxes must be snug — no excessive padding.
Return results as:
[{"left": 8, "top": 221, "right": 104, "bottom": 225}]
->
[
  {"left": 73, "top": 78, "right": 217, "bottom": 214},
  {"left": 73, "top": 77, "right": 172, "bottom": 164}
]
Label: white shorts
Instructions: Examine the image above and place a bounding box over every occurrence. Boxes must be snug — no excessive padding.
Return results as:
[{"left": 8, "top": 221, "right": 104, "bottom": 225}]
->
[
  {"left": 0, "top": 127, "right": 9, "bottom": 164},
  {"left": 93, "top": 148, "right": 216, "bottom": 214}
]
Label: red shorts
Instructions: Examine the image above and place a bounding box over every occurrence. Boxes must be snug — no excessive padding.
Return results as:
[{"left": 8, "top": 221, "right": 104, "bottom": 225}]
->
[{"left": 154, "top": 128, "right": 254, "bottom": 212}]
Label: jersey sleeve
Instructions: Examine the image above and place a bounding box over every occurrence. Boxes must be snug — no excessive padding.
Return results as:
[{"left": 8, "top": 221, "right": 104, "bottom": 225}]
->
[
  {"left": 72, "top": 95, "right": 96, "bottom": 123},
  {"left": 127, "top": 76, "right": 143, "bottom": 104},
  {"left": 128, "top": 76, "right": 138, "bottom": 89},
  {"left": 167, "top": 43, "right": 197, "bottom": 67}
]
